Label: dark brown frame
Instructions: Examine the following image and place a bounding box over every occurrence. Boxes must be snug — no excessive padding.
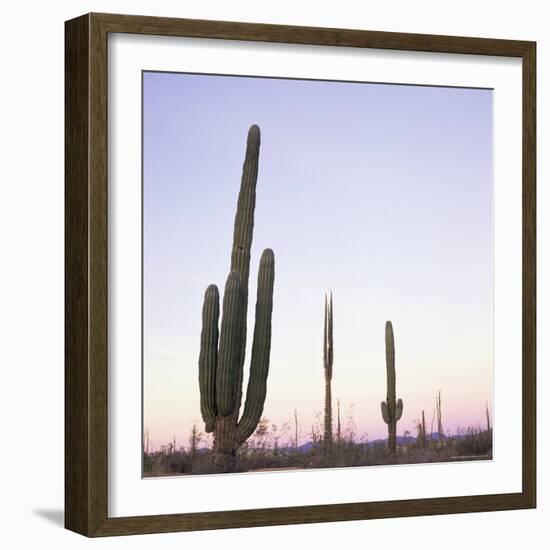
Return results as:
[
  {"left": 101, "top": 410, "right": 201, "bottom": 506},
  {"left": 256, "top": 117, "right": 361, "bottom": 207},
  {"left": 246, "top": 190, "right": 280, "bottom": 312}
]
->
[{"left": 65, "top": 12, "right": 536, "bottom": 537}]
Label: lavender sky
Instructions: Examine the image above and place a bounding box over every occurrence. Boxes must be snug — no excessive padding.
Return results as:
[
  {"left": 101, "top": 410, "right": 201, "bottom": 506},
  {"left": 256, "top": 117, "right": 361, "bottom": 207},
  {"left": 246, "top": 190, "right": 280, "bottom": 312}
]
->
[{"left": 143, "top": 71, "right": 493, "bottom": 450}]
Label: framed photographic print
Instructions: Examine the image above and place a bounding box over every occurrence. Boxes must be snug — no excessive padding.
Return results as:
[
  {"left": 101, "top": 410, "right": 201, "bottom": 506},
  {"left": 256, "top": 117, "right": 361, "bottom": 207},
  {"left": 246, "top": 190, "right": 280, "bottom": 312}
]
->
[{"left": 65, "top": 13, "right": 536, "bottom": 537}]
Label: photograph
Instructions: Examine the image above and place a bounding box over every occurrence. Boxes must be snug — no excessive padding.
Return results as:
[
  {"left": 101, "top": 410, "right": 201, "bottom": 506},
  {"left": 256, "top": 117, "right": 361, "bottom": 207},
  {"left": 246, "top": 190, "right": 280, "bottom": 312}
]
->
[{"left": 142, "top": 70, "right": 494, "bottom": 477}]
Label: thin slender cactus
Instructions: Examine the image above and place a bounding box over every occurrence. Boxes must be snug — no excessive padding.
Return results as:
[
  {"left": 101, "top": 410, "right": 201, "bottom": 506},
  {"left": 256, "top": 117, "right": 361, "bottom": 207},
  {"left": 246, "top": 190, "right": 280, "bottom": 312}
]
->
[
  {"left": 422, "top": 410, "right": 426, "bottom": 446},
  {"left": 380, "top": 321, "right": 403, "bottom": 453},
  {"left": 323, "top": 291, "right": 334, "bottom": 452},
  {"left": 486, "top": 401, "right": 491, "bottom": 432},
  {"left": 337, "top": 399, "right": 342, "bottom": 444},
  {"left": 190, "top": 425, "right": 198, "bottom": 458},
  {"left": 416, "top": 410, "right": 426, "bottom": 447},
  {"left": 144, "top": 429, "right": 150, "bottom": 455},
  {"left": 198, "top": 125, "right": 275, "bottom": 472},
  {"left": 294, "top": 409, "right": 299, "bottom": 451},
  {"left": 436, "top": 390, "right": 444, "bottom": 441}
]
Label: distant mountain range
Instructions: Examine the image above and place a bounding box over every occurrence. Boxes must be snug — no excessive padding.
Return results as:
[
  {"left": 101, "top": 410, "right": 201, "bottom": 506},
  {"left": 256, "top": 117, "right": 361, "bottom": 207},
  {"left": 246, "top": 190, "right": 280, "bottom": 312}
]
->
[
  {"left": 149, "top": 431, "right": 480, "bottom": 455},
  {"left": 291, "top": 432, "right": 458, "bottom": 453}
]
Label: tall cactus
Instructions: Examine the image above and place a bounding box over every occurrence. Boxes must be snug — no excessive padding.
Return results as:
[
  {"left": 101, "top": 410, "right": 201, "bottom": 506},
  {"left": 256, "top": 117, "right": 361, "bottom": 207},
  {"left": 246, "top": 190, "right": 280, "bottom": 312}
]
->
[
  {"left": 323, "top": 291, "right": 334, "bottom": 451},
  {"left": 198, "top": 125, "right": 275, "bottom": 472},
  {"left": 380, "top": 321, "right": 403, "bottom": 453}
]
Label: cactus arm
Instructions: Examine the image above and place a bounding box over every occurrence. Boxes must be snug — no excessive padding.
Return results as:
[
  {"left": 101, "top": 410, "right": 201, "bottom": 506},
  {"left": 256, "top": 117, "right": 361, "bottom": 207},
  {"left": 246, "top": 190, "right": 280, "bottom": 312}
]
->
[
  {"left": 395, "top": 398, "right": 403, "bottom": 421},
  {"left": 237, "top": 249, "right": 275, "bottom": 442},
  {"left": 381, "top": 400, "right": 390, "bottom": 424},
  {"left": 230, "top": 124, "right": 261, "bottom": 413},
  {"left": 216, "top": 272, "right": 243, "bottom": 416},
  {"left": 198, "top": 284, "right": 220, "bottom": 431}
]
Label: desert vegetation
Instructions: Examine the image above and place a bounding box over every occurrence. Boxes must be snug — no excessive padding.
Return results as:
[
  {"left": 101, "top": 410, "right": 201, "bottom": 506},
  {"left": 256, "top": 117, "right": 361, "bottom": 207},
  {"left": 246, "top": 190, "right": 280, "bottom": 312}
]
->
[
  {"left": 144, "top": 413, "right": 492, "bottom": 476},
  {"left": 144, "top": 124, "right": 493, "bottom": 477}
]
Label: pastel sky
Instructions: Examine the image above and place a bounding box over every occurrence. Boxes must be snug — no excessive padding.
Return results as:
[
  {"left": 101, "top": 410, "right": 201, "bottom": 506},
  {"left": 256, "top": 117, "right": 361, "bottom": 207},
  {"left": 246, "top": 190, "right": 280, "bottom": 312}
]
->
[{"left": 143, "top": 71, "right": 493, "bottom": 451}]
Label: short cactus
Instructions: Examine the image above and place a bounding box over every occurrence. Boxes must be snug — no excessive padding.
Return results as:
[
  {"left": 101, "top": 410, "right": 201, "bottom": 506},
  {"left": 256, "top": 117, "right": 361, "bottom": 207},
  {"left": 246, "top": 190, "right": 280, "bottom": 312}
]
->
[
  {"left": 198, "top": 125, "right": 275, "bottom": 472},
  {"left": 380, "top": 321, "right": 403, "bottom": 452}
]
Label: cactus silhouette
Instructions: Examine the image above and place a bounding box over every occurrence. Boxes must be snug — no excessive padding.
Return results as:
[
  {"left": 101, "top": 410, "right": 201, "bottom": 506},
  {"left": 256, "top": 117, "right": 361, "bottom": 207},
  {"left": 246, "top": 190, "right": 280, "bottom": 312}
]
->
[
  {"left": 198, "top": 125, "right": 275, "bottom": 472},
  {"left": 380, "top": 321, "right": 403, "bottom": 453},
  {"left": 323, "top": 291, "right": 334, "bottom": 451}
]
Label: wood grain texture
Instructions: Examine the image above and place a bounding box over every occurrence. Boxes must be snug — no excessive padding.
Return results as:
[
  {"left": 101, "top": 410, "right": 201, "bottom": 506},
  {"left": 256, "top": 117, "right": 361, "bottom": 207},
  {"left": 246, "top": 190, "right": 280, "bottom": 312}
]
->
[
  {"left": 65, "top": 12, "right": 537, "bottom": 537},
  {"left": 91, "top": 12, "right": 533, "bottom": 56},
  {"left": 65, "top": 14, "right": 91, "bottom": 535},
  {"left": 521, "top": 42, "right": 536, "bottom": 508}
]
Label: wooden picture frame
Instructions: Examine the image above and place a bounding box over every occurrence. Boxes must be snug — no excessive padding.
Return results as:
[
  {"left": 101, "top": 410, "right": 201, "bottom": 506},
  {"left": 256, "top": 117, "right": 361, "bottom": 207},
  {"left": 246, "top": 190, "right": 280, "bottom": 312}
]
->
[{"left": 65, "top": 12, "right": 536, "bottom": 537}]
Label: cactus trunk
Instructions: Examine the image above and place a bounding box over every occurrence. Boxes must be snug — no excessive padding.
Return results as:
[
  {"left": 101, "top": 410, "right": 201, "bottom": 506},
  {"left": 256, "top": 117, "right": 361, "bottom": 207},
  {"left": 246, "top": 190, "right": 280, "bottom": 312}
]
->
[
  {"left": 197, "top": 125, "right": 275, "bottom": 473},
  {"left": 323, "top": 292, "right": 334, "bottom": 452},
  {"left": 380, "top": 321, "right": 403, "bottom": 453},
  {"left": 212, "top": 415, "right": 239, "bottom": 471}
]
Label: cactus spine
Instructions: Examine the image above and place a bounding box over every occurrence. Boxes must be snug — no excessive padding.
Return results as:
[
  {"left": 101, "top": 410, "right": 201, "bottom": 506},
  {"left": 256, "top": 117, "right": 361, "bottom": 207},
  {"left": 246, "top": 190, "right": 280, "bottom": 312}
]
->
[
  {"left": 323, "top": 291, "right": 334, "bottom": 451},
  {"left": 198, "top": 125, "right": 275, "bottom": 472},
  {"left": 380, "top": 321, "right": 403, "bottom": 453}
]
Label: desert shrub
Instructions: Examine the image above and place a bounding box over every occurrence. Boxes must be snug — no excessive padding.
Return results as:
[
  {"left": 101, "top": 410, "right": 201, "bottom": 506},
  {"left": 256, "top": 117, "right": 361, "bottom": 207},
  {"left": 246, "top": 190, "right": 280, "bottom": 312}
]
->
[
  {"left": 454, "top": 428, "right": 492, "bottom": 457},
  {"left": 160, "top": 451, "right": 192, "bottom": 474}
]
